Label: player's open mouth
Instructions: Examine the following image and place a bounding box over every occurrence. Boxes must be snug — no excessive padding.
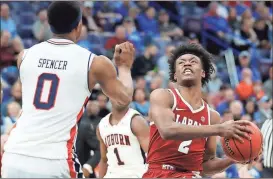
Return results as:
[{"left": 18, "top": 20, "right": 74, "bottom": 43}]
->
[{"left": 183, "top": 68, "right": 193, "bottom": 74}]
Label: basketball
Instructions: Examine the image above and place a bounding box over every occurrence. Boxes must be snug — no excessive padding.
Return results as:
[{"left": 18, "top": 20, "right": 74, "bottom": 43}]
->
[{"left": 221, "top": 121, "right": 263, "bottom": 163}]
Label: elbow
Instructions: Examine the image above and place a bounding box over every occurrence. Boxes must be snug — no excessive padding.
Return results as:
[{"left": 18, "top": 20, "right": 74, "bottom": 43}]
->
[
  {"left": 118, "top": 94, "right": 132, "bottom": 107},
  {"left": 158, "top": 127, "right": 175, "bottom": 140}
]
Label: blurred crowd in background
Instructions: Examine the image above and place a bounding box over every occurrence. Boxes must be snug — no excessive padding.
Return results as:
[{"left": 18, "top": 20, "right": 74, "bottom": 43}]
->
[{"left": 1, "top": 1, "right": 272, "bottom": 178}]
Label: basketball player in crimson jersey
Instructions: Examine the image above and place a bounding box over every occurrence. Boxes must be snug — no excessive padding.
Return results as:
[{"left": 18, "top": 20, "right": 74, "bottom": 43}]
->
[{"left": 143, "top": 44, "right": 255, "bottom": 178}]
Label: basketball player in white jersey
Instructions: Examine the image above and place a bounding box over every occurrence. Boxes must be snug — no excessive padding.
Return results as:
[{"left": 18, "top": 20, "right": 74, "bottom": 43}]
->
[
  {"left": 97, "top": 100, "right": 149, "bottom": 178},
  {"left": 2, "top": 2, "right": 135, "bottom": 178}
]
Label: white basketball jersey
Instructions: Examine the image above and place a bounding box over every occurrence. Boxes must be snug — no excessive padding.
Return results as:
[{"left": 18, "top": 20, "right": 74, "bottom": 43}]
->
[
  {"left": 4, "top": 38, "right": 94, "bottom": 160},
  {"left": 99, "top": 108, "right": 147, "bottom": 177}
]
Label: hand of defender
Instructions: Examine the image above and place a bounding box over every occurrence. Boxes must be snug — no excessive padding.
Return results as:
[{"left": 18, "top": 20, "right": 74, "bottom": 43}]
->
[
  {"left": 113, "top": 42, "right": 135, "bottom": 69},
  {"left": 218, "top": 120, "right": 254, "bottom": 143}
]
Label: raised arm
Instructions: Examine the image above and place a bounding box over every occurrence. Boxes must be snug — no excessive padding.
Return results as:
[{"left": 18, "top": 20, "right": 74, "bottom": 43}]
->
[
  {"left": 89, "top": 42, "right": 135, "bottom": 107},
  {"left": 150, "top": 89, "right": 253, "bottom": 142},
  {"left": 96, "top": 126, "right": 108, "bottom": 178}
]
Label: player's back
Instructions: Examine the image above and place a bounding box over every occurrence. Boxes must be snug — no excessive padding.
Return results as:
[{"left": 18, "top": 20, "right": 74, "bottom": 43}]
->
[
  {"left": 4, "top": 38, "right": 94, "bottom": 160},
  {"left": 99, "top": 108, "right": 147, "bottom": 177},
  {"left": 146, "top": 88, "right": 211, "bottom": 174}
]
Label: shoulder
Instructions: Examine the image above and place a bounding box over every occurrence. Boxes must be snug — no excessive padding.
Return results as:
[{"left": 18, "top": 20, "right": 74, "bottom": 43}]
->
[
  {"left": 131, "top": 113, "right": 149, "bottom": 135},
  {"left": 208, "top": 106, "right": 221, "bottom": 125},
  {"left": 150, "top": 88, "right": 174, "bottom": 108}
]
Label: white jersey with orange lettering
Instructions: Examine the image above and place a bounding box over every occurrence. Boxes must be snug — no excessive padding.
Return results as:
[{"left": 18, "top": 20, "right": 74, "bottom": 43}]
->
[
  {"left": 3, "top": 38, "right": 94, "bottom": 177},
  {"left": 99, "top": 108, "right": 147, "bottom": 178}
]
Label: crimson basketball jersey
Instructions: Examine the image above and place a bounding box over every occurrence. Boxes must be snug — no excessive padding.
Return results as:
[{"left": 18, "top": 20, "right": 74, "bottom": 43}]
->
[{"left": 146, "top": 88, "right": 211, "bottom": 172}]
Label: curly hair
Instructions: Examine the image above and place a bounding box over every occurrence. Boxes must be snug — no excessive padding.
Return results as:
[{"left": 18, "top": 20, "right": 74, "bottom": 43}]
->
[{"left": 168, "top": 43, "right": 215, "bottom": 86}]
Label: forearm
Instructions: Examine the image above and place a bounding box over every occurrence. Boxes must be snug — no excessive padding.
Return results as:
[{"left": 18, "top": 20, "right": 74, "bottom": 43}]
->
[
  {"left": 98, "top": 160, "right": 108, "bottom": 178},
  {"left": 202, "top": 157, "right": 235, "bottom": 176},
  {"left": 117, "top": 66, "right": 133, "bottom": 100}
]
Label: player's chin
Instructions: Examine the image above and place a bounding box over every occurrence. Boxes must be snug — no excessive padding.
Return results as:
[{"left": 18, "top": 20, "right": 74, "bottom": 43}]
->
[{"left": 181, "top": 78, "right": 196, "bottom": 87}]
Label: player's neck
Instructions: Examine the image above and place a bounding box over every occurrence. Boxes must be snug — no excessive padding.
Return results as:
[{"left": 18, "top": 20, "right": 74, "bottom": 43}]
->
[
  {"left": 177, "top": 85, "right": 203, "bottom": 108},
  {"left": 52, "top": 34, "right": 76, "bottom": 42},
  {"left": 111, "top": 108, "right": 129, "bottom": 121}
]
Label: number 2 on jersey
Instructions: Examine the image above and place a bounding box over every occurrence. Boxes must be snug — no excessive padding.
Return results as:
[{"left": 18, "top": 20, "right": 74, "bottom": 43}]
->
[
  {"left": 114, "top": 148, "right": 125, "bottom": 165},
  {"left": 178, "top": 140, "right": 192, "bottom": 154},
  {"left": 33, "top": 73, "right": 59, "bottom": 110}
]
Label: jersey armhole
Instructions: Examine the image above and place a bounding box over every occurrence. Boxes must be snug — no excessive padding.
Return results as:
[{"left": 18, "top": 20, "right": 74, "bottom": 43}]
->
[
  {"left": 207, "top": 104, "right": 211, "bottom": 125},
  {"left": 87, "top": 52, "right": 95, "bottom": 93},
  {"left": 130, "top": 113, "right": 141, "bottom": 137},
  {"left": 18, "top": 49, "right": 29, "bottom": 80},
  {"left": 167, "top": 89, "right": 177, "bottom": 111}
]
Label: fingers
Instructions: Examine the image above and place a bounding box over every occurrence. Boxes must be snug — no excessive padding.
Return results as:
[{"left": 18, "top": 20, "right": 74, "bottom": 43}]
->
[
  {"left": 236, "top": 125, "right": 254, "bottom": 134},
  {"left": 234, "top": 129, "right": 251, "bottom": 141},
  {"left": 115, "top": 44, "right": 121, "bottom": 54},
  {"left": 235, "top": 120, "right": 252, "bottom": 126},
  {"left": 232, "top": 134, "right": 244, "bottom": 143}
]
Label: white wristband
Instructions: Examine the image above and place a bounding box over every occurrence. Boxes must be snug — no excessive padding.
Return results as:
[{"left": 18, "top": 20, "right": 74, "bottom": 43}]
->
[{"left": 83, "top": 164, "right": 93, "bottom": 174}]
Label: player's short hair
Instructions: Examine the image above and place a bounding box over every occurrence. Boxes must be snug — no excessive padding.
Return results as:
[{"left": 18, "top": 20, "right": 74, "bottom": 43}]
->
[
  {"left": 47, "top": 1, "right": 82, "bottom": 34},
  {"left": 168, "top": 43, "right": 215, "bottom": 86}
]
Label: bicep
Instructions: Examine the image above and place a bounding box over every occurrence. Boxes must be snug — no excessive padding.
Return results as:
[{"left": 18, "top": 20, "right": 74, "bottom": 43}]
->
[
  {"left": 96, "top": 126, "right": 107, "bottom": 161},
  {"left": 131, "top": 115, "right": 150, "bottom": 153}
]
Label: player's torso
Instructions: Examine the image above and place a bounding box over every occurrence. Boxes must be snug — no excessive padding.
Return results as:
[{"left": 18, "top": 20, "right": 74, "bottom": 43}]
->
[
  {"left": 147, "top": 88, "right": 211, "bottom": 172},
  {"left": 99, "top": 109, "right": 146, "bottom": 174},
  {"left": 4, "top": 38, "right": 94, "bottom": 159}
]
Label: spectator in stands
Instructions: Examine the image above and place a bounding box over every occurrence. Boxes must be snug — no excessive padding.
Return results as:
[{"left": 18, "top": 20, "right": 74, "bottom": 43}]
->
[
  {"left": 137, "top": 7, "right": 159, "bottom": 36},
  {"left": 104, "top": 25, "right": 127, "bottom": 58},
  {"left": 122, "top": 17, "right": 142, "bottom": 51},
  {"left": 255, "top": 96, "right": 272, "bottom": 127},
  {"left": 0, "top": 4, "right": 17, "bottom": 39},
  {"left": 131, "top": 88, "right": 150, "bottom": 117},
  {"left": 221, "top": 110, "right": 233, "bottom": 122},
  {"left": 229, "top": 100, "right": 244, "bottom": 121},
  {"left": 209, "top": 84, "right": 229, "bottom": 108},
  {"left": 157, "top": 45, "right": 175, "bottom": 88},
  {"left": 77, "top": 25, "right": 92, "bottom": 51},
  {"left": 149, "top": 75, "right": 163, "bottom": 92},
  {"left": 135, "top": 76, "right": 147, "bottom": 91},
  {"left": 158, "top": 9, "right": 183, "bottom": 40},
  {"left": 216, "top": 87, "right": 235, "bottom": 116},
  {"left": 1, "top": 101, "right": 21, "bottom": 135},
  {"left": 128, "top": 7, "right": 140, "bottom": 30},
  {"left": 245, "top": 98, "right": 259, "bottom": 122},
  {"left": 217, "top": 1, "right": 229, "bottom": 19},
  {"left": 254, "top": 18, "right": 271, "bottom": 50},
  {"left": 236, "top": 68, "right": 254, "bottom": 101},
  {"left": 115, "top": 1, "right": 135, "bottom": 18},
  {"left": 82, "top": 2, "right": 101, "bottom": 32},
  {"left": 97, "top": 93, "right": 110, "bottom": 118},
  {"left": 228, "top": 7, "right": 240, "bottom": 31},
  {"left": 240, "top": 9, "right": 254, "bottom": 22},
  {"left": 236, "top": 51, "right": 261, "bottom": 82},
  {"left": 253, "top": 81, "right": 265, "bottom": 100},
  {"left": 32, "top": 8, "right": 53, "bottom": 42},
  {"left": 76, "top": 100, "right": 101, "bottom": 178},
  {"left": 263, "top": 66, "right": 272, "bottom": 99},
  {"left": 203, "top": 2, "right": 231, "bottom": 54},
  {"left": 1, "top": 80, "right": 22, "bottom": 117},
  {"left": 131, "top": 44, "right": 158, "bottom": 78},
  {"left": 232, "top": 19, "right": 258, "bottom": 51},
  {"left": 0, "top": 31, "right": 16, "bottom": 69},
  {"left": 205, "top": 64, "right": 223, "bottom": 93}
]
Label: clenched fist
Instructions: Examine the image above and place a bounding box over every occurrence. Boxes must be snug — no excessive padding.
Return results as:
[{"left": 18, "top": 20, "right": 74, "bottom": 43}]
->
[{"left": 113, "top": 42, "right": 135, "bottom": 69}]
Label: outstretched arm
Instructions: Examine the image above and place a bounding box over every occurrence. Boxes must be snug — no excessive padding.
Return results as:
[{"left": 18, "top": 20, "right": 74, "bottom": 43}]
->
[
  {"left": 131, "top": 115, "right": 150, "bottom": 153},
  {"left": 96, "top": 126, "right": 108, "bottom": 178},
  {"left": 201, "top": 109, "right": 235, "bottom": 176},
  {"left": 89, "top": 42, "right": 135, "bottom": 107},
  {"left": 150, "top": 89, "right": 253, "bottom": 141}
]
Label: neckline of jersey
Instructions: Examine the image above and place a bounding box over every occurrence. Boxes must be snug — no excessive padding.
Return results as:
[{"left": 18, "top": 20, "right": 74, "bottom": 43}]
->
[
  {"left": 108, "top": 108, "right": 130, "bottom": 126},
  {"left": 174, "top": 88, "right": 205, "bottom": 113},
  {"left": 47, "top": 38, "right": 74, "bottom": 45}
]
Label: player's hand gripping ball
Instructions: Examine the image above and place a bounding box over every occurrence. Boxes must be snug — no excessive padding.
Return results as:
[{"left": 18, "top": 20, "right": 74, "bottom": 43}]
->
[{"left": 221, "top": 121, "right": 263, "bottom": 163}]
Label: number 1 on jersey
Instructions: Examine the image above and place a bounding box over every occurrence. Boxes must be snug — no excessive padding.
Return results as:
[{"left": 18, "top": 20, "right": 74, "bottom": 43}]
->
[
  {"left": 178, "top": 140, "right": 192, "bottom": 154},
  {"left": 33, "top": 73, "right": 60, "bottom": 110},
  {"left": 114, "top": 148, "right": 124, "bottom": 165}
]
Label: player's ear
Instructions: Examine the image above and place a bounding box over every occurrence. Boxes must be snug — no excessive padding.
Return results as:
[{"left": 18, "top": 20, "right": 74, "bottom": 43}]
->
[
  {"left": 201, "top": 70, "right": 205, "bottom": 78},
  {"left": 174, "top": 73, "right": 177, "bottom": 81}
]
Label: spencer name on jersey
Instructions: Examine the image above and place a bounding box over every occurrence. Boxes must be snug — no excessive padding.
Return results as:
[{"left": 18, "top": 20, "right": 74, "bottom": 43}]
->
[
  {"left": 38, "top": 58, "right": 68, "bottom": 70},
  {"left": 104, "top": 134, "right": 131, "bottom": 147}
]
